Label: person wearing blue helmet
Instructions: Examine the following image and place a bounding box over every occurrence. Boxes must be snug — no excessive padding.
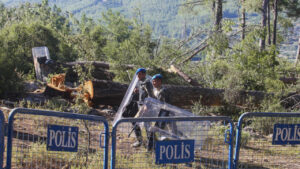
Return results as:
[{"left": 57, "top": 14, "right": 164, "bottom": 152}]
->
[
  {"left": 151, "top": 74, "right": 169, "bottom": 103},
  {"left": 126, "top": 68, "right": 154, "bottom": 148},
  {"left": 136, "top": 68, "right": 154, "bottom": 102},
  {"left": 147, "top": 74, "right": 175, "bottom": 151}
]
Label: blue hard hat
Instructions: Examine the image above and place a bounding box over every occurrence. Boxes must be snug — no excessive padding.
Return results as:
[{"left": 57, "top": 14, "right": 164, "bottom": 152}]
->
[
  {"left": 152, "top": 74, "right": 163, "bottom": 80},
  {"left": 136, "top": 68, "right": 146, "bottom": 74}
]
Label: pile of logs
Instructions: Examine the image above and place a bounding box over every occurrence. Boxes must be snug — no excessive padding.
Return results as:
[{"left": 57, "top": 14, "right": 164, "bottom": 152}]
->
[{"left": 40, "top": 61, "right": 299, "bottom": 109}]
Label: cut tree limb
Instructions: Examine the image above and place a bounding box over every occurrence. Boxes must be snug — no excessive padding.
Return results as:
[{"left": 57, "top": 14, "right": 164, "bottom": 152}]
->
[
  {"left": 181, "top": 44, "right": 209, "bottom": 63},
  {"left": 168, "top": 65, "right": 202, "bottom": 87}
]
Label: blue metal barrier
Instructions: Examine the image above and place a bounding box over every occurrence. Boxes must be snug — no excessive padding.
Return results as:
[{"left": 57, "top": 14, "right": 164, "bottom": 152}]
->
[
  {"left": 111, "top": 116, "right": 234, "bottom": 169},
  {"left": 6, "top": 108, "right": 109, "bottom": 169},
  {"left": 233, "top": 112, "right": 300, "bottom": 169},
  {"left": 0, "top": 110, "right": 4, "bottom": 169}
]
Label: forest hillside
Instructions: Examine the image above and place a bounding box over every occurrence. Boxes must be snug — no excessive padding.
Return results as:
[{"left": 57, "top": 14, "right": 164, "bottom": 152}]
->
[{"left": 3, "top": 0, "right": 300, "bottom": 59}]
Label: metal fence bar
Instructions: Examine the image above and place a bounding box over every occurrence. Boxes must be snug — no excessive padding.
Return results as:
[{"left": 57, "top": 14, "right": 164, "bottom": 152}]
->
[
  {"left": 0, "top": 110, "right": 4, "bottom": 169},
  {"left": 233, "top": 112, "right": 300, "bottom": 169},
  {"left": 6, "top": 108, "right": 109, "bottom": 169},
  {"left": 111, "top": 116, "right": 234, "bottom": 169}
]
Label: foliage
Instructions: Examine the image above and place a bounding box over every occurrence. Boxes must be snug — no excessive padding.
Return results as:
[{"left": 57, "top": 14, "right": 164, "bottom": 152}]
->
[{"left": 0, "top": 0, "right": 298, "bottom": 115}]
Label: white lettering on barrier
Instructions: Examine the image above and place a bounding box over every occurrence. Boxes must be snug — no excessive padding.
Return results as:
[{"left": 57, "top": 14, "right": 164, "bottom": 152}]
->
[
  {"left": 166, "top": 145, "right": 173, "bottom": 160},
  {"left": 181, "top": 142, "right": 184, "bottom": 158},
  {"left": 47, "top": 125, "right": 78, "bottom": 151},
  {"left": 273, "top": 124, "right": 300, "bottom": 144},
  {"left": 55, "top": 131, "right": 62, "bottom": 147},
  {"left": 185, "top": 145, "right": 190, "bottom": 158},
  {"left": 49, "top": 130, "right": 55, "bottom": 146},
  {"left": 156, "top": 140, "right": 195, "bottom": 164},
  {"left": 281, "top": 128, "right": 288, "bottom": 141},
  {"left": 294, "top": 125, "right": 298, "bottom": 140},
  {"left": 174, "top": 145, "right": 180, "bottom": 159},
  {"left": 71, "top": 132, "right": 77, "bottom": 148},
  {"left": 68, "top": 128, "right": 72, "bottom": 147},
  {"left": 160, "top": 146, "right": 166, "bottom": 160},
  {"left": 49, "top": 130, "right": 78, "bottom": 148},
  {"left": 275, "top": 128, "right": 281, "bottom": 141},
  {"left": 158, "top": 142, "right": 192, "bottom": 160}
]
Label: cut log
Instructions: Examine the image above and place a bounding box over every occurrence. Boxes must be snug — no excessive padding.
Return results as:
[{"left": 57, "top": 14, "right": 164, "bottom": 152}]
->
[
  {"left": 43, "top": 74, "right": 77, "bottom": 99},
  {"left": 83, "top": 80, "right": 268, "bottom": 107},
  {"left": 42, "top": 79, "right": 299, "bottom": 109},
  {"left": 165, "top": 85, "right": 267, "bottom": 107},
  {"left": 44, "top": 85, "right": 73, "bottom": 99},
  {"left": 84, "top": 80, "right": 128, "bottom": 106}
]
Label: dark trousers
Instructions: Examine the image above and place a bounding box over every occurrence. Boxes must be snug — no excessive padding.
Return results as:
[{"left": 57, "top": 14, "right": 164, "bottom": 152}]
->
[
  {"left": 147, "top": 110, "right": 170, "bottom": 151},
  {"left": 122, "top": 101, "right": 142, "bottom": 142},
  {"left": 132, "top": 122, "right": 142, "bottom": 139}
]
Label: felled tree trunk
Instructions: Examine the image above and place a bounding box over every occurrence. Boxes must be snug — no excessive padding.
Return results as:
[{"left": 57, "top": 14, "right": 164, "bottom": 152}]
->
[
  {"left": 84, "top": 80, "right": 268, "bottom": 107},
  {"left": 44, "top": 84, "right": 73, "bottom": 99},
  {"left": 84, "top": 80, "right": 128, "bottom": 106},
  {"left": 165, "top": 85, "right": 267, "bottom": 107}
]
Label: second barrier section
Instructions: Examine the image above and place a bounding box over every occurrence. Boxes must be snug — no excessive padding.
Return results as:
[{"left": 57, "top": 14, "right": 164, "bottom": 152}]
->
[
  {"left": 6, "top": 108, "right": 109, "bottom": 169},
  {"left": 233, "top": 112, "right": 300, "bottom": 169},
  {"left": 111, "top": 116, "right": 234, "bottom": 169},
  {"left": 3, "top": 108, "right": 298, "bottom": 169}
]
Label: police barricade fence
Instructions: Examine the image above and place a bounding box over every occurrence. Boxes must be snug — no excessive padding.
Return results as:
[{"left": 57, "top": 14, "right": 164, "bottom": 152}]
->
[
  {"left": 0, "top": 110, "right": 4, "bottom": 169},
  {"left": 5, "top": 108, "right": 109, "bottom": 169},
  {"left": 111, "top": 116, "right": 234, "bottom": 169},
  {"left": 233, "top": 112, "right": 300, "bottom": 169}
]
